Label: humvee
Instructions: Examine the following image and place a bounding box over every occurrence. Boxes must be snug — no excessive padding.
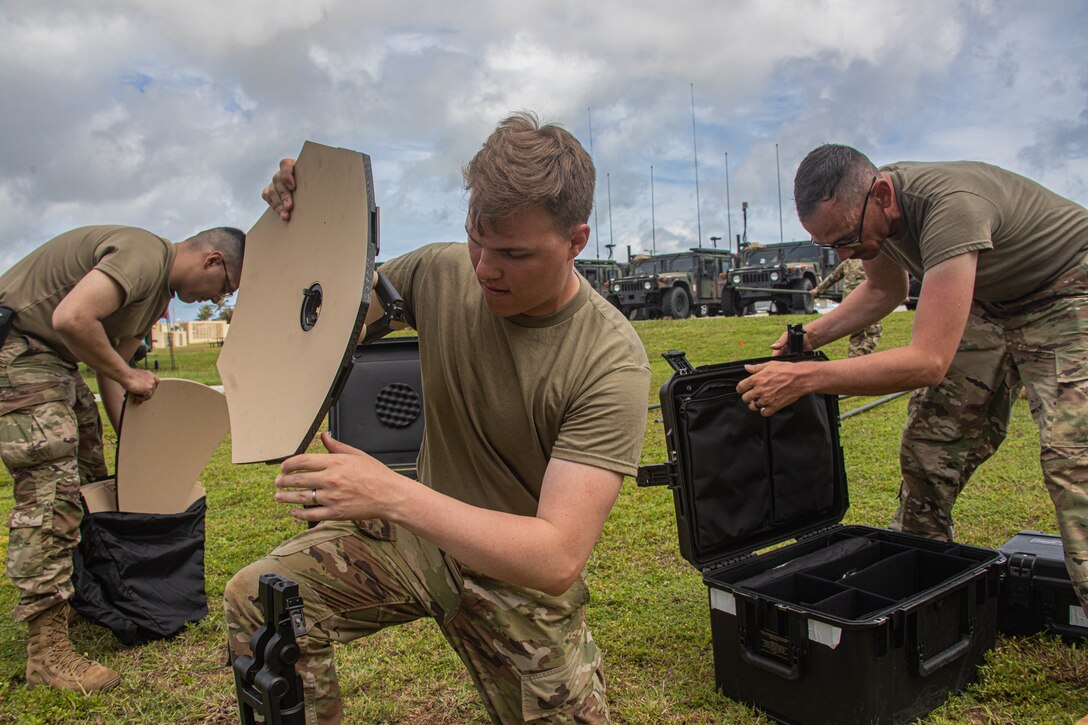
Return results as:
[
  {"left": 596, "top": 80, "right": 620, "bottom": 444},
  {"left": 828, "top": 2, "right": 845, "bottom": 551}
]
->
[
  {"left": 720, "top": 241, "right": 840, "bottom": 316},
  {"left": 574, "top": 258, "right": 623, "bottom": 306},
  {"left": 610, "top": 248, "right": 735, "bottom": 319}
]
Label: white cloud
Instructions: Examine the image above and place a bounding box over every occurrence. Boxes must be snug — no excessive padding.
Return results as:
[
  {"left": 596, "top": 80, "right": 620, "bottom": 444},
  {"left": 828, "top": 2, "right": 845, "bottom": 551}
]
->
[{"left": 0, "top": 0, "right": 1085, "bottom": 318}]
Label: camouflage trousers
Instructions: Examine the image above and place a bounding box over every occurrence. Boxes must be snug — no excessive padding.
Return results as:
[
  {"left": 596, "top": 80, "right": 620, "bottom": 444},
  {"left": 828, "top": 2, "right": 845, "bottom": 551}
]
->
[
  {"left": 847, "top": 320, "right": 882, "bottom": 358},
  {"left": 224, "top": 519, "right": 609, "bottom": 724},
  {"left": 0, "top": 335, "right": 107, "bottom": 622},
  {"left": 890, "top": 252, "right": 1088, "bottom": 610}
]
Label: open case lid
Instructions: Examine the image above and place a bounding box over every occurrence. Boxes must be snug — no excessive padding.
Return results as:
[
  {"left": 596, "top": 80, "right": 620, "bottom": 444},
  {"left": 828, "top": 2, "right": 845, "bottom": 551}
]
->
[
  {"left": 115, "top": 378, "right": 229, "bottom": 514},
  {"left": 217, "top": 141, "right": 379, "bottom": 463},
  {"left": 639, "top": 350, "right": 848, "bottom": 572}
]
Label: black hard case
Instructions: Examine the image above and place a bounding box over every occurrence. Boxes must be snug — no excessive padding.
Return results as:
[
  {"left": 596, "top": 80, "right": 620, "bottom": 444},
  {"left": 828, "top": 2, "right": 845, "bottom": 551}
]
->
[
  {"left": 639, "top": 351, "right": 1003, "bottom": 725},
  {"left": 998, "top": 530, "right": 1087, "bottom": 639},
  {"left": 328, "top": 337, "right": 423, "bottom": 478}
]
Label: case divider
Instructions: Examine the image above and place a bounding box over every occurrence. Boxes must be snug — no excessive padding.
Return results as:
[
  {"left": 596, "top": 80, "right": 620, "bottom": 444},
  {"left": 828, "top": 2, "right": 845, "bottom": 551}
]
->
[
  {"left": 803, "top": 540, "right": 911, "bottom": 583},
  {"left": 809, "top": 588, "right": 897, "bottom": 620}
]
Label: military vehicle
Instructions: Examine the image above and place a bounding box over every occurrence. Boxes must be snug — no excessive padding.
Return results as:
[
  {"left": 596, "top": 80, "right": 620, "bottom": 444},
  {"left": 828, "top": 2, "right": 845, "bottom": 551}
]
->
[
  {"left": 574, "top": 258, "right": 623, "bottom": 306},
  {"left": 720, "top": 241, "right": 840, "bottom": 316},
  {"left": 610, "top": 248, "right": 735, "bottom": 319}
]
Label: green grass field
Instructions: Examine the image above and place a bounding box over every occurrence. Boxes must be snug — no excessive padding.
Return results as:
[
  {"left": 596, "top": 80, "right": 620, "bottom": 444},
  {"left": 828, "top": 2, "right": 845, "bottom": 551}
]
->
[{"left": 0, "top": 311, "right": 1085, "bottom": 723}]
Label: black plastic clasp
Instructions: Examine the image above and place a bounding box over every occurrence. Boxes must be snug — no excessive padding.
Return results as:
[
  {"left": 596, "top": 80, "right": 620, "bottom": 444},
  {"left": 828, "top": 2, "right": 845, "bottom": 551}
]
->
[
  {"left": 1005, "top": 553, "right": 1037, "bottom": 608},
  {"left": 637, "top": 463, "right": 679, "bottom": 489},
  {"left": 362, "top": 271, "right": 407, "bottom": 344},
  {"left": 662, "top": 350, "right": 695, "bottom": 375},
  {"left": 786, "top": 324, "right": 806, "bottom": 355}
]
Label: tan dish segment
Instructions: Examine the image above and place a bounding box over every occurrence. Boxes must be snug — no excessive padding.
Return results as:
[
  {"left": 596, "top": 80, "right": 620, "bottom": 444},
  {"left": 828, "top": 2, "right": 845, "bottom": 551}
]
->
[
  {"left": 112, "top": 378, "right": 229, "bottom": 514},
  {"left": 218, "top": 141, "right": 375, "bottom": 463}
]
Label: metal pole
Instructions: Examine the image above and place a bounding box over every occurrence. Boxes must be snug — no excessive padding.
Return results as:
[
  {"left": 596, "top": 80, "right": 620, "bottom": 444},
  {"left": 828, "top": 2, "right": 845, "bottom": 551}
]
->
[
  {"left": 607, "top": 173, "right": 615, "bottom": 260},
  {"left": 691, "top": 83, "right": 702, "bottom": 246},
  {"left": 588, "top": 107, "right": 600, "bottom": 258},
  {"left": 742, "top": 201, "right": 748, "bottom": 245},
  {"left": 651, "top": 165, "right": 657, "bottom": 256},
  {"left": 839, "top": 391, "right": 910, "bottom": 420},
  {"left": 776, "top": 143, "right": 784, "bottom": 243},
  {"left": 725, "top": 152, "right": 732, "bottom": 254}
]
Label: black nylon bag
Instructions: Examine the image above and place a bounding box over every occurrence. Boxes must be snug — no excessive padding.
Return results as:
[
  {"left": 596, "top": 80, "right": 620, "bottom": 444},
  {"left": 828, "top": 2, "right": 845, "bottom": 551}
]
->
[{"left": 71, "top": 498, "right": 207, "bottom": 646}]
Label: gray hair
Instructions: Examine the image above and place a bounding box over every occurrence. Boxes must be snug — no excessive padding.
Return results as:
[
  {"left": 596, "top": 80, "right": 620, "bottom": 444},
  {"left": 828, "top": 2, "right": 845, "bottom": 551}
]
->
[
  {"left": 189, "top": 226, "right": 245, "bottom": 276},
  {"left": 794, "top": 144, "right": 877, "bottom": 221}
]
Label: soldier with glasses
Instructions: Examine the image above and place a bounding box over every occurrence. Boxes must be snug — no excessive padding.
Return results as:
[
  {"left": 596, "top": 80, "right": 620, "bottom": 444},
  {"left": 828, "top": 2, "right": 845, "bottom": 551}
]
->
[
  {"left": 736, "top": 144, "right": 1088, "bottom": 631},
  {"left": 0, "top": 224, "right": 244, "bottom": 692}
]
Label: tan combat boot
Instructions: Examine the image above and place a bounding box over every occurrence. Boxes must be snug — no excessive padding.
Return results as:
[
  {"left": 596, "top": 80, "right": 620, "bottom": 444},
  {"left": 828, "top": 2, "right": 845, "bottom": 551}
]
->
[{"left": 25, "top": 602, "right": 121, "bottom": 692}]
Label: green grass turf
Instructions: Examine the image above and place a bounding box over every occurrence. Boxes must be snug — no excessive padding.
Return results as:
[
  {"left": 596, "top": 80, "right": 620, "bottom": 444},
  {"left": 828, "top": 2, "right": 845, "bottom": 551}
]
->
[{"left": 0, "top": 313, "right": 1084, "bottom": 723}]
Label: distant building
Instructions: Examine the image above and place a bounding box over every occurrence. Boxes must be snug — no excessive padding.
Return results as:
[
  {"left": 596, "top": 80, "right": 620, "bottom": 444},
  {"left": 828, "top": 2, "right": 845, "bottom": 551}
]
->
[{"left": 150, "top": 320, "right": 229, "bottom": 348}]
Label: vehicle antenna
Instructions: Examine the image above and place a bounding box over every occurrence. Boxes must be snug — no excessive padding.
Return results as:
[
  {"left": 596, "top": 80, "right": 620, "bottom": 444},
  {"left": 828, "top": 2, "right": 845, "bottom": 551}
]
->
[
  {"left": 776, "top": 143, "right": 784, "bottom": 243},
  {"left": 691, "top": 83, "right": 702, "bottom": 246},
  {"left": 724, "top": 152, "right": 733, "bottom": 254},
  {"left": 606, "top": 172, "right": 615, "bottom": 260},
  {"left": 650, "top": 165, "right": 657, "bottom": 257},
  {"left": 588, "top": 107, "right": 600, "bottom": 258}
]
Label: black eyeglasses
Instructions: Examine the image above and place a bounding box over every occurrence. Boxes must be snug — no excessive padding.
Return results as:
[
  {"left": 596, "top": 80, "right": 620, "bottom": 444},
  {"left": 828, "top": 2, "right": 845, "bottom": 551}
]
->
[
  {"left": 812, "top": 175, "right": 877, "bottom": 250},
  {"left": 218, "top": 260, "right": 235, "bottom": 303}
]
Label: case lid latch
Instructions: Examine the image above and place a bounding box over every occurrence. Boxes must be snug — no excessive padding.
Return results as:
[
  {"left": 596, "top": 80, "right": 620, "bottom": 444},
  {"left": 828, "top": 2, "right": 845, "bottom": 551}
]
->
[
  {"left": 1005, "top": 552, "right": 1037, "bottom": 608},
  {"left": 662, "top": 350, "right": 694, "bottom": 375},
  {"left": 637, "top": 463, "right": 679, "bottom": 489},
  {"left": 787, "top": 324, "right": 807, "bottom": 355}
]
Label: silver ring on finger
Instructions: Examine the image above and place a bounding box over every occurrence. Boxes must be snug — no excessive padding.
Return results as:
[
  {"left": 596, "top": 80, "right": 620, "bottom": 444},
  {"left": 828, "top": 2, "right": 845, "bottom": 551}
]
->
[{"left": 310, "top": 488, "right": 318, "bottom": 505}]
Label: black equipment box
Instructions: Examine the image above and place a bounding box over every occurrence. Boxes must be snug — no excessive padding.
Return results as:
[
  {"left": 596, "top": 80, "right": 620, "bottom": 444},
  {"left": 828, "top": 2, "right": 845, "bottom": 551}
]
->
[
  {"left": 328, "top": 336, "right": 423, "bottom": 478},
  {"left": 639, "top": 349, "right": 1003, "bottom": 725},
  {"left": 998, "top": 530, "right": 1087, "bottom": 639}
]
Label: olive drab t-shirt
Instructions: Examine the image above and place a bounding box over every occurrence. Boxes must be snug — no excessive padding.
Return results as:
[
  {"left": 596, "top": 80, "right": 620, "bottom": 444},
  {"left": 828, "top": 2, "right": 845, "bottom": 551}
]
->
[
  {"left": 879, "top": 161, "right": 1088, "bottom": 302},
  {"left": 379, "top": 242, "right": 651, "bottom": 517},
  {"left": 0, "top": 226, "right": 175, "bottom": 363}
]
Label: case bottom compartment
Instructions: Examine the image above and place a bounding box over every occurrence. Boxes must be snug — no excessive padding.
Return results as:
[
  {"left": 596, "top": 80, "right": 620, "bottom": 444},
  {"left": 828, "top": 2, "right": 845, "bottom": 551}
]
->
[
  {"left": 705, "top": 525, "right": 1001, "bottom": 725},
  {"left": 716, "top": 526, "right": 994, "bottom": 608}
]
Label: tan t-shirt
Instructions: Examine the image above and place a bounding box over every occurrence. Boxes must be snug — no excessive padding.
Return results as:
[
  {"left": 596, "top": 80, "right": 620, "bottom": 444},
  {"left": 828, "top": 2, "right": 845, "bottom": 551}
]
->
[
  {"left": 880, "top": 161, "right": 1088, "bottom": 302},
  {"left": 0, "top": 225, "right": 175, "bottom": 362},
  {"left": 380, "top": 242, "right": 651, "bottom": 517}
]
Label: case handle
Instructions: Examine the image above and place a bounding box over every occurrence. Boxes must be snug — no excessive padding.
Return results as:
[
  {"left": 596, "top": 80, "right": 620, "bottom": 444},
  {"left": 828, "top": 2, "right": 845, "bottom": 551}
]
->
[
  {"left": 739, "top": 646, "right": 801, "bottom": 681},
  {"left": 912, "top": 586, "right": 974, "bottom": 677},
  {"left": 1043, "top": 618, "right": 1087, "bottom": 639},
  {"left": 736, "top": 603, "right": 803, "bottom": 680},
  {"left": 916, "top": 634, "right": 971, "bottom": 677}
]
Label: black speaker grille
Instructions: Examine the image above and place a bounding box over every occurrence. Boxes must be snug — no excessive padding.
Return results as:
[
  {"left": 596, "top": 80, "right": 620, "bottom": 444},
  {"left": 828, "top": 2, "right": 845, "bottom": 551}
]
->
[{"left": 374, "top": 383, "right": 421, "bottom": 429}]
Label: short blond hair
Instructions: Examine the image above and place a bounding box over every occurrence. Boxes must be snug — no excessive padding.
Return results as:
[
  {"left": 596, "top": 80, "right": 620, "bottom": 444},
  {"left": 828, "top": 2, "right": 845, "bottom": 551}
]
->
[{"left": 464, "top": 112, "right": 595, "bottom": 234}]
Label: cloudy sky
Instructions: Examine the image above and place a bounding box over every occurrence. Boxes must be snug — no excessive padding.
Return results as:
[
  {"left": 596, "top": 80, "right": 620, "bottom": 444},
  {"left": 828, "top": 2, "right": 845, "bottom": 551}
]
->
[{"left": 2, "top": 0, "right": 1086, "bottom": 320}]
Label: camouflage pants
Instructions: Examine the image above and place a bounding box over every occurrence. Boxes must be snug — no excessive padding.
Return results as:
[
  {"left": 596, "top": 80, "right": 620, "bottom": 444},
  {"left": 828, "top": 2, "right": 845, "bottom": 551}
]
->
[
  {"left": 224, "top": 519, "right": 609, "bottom": 724},
  {"left": 0, "top": 335, "right": 107, "bottom": 622},
  {"left": 847, "top": 320, "right": 882, "bottom": 358},
  {"left": 890, "top": 253, "right": 1088, "bottom": 610}
]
